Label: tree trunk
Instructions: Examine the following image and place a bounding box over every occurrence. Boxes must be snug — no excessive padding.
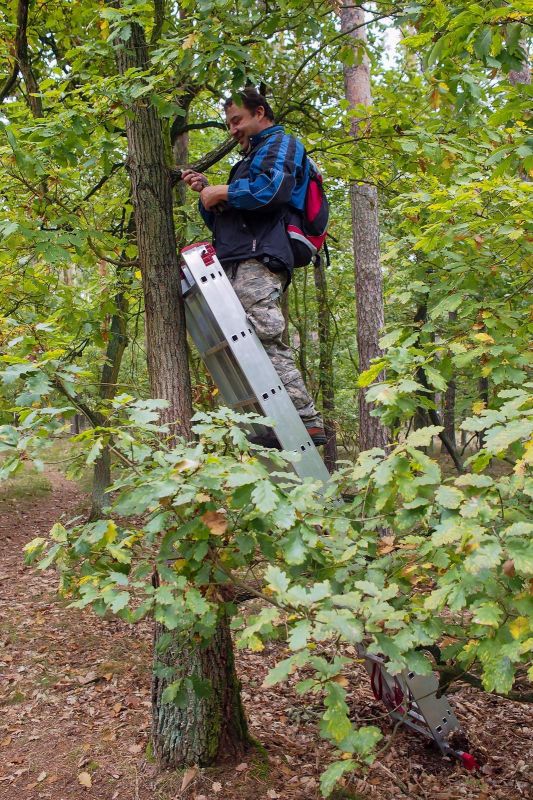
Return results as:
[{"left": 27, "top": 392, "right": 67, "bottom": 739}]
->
[
  {"left": 89, "top": 287, "right": 129, "bottom": 519},
  {"left": 113, "top": 13, "right": 248, "bottom": 768},
  {"left": 443, "top": 311, "right": 457, "bottom": 450},
  {"left": 290, "top": 275, "right": 308, "bottom": 383},
  {"left": 313, "top": 257, "right": 338, "bottom": 471},
  {"left": 152, "top": 613, "right": 249, "bottom": 767},
  {"left": 113, "top": 18, "right": 192, "bottom": 436},
  {"left": 443, "top": 379, "right": 456, "bottom": 450},
  {"left": 340, "top": 2, "right": 388, "bottom": 452}
]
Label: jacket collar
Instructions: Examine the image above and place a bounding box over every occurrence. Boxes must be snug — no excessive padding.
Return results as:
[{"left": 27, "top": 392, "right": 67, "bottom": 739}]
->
[{"left": 248, "top": 125, "right": 284, "bottom": 152}]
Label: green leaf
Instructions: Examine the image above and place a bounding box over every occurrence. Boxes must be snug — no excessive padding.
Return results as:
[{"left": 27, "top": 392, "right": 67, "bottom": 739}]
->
[
  {"left": 288, "top": 620, "right": 312, "bottom": 651},
  {"left": 350, "top": 725, "right": 382, "bottom": 755},
  {"left": 484, "top": 420, "right": 533, "bottom": 453},
  {"left": 283, "top": 529, "right": 307, "bottom": 565},
  {"left": 464, "top": 541, "right": 502, "bottom": 574},
  {"left": 322, "top": 682, "right": 352, "bottom": 744},
  {"left": 264, "top": 565, "right": 289, "bottom": 594},
  {"left": 506, "top": 540, "right": 533, "bottom": 575},
  {"left": 358, "top": 360, "right": 386, "bottom": 387},
  {"left": 424, "top": 366, "right": 448, "bottom": 392},
  {"left": 252, "top": 479, "right": 278, "bottom": 513},
  {"left": 482, "top": 656, "right": 514, "bottom": 695},
  {"left": 264, "top": 652, "right": 308, "bottom": 687},
  {"left": 319, "top": 759, "right": 356, "bottom": 798},
  {"left": 472, "top": 602, "right": 503, "bottom": 628},
  {"left": 435, "top": 485, "right": 464, "bottom": 509},
  {"left": 405, "top": 426, "right": 443, "bottom": 448},
  {"left": 161, "top": 680, "right": 187, "bottom": 707},
  {"left": 108, "top": 590, "right": 130, "bottom": 613}
]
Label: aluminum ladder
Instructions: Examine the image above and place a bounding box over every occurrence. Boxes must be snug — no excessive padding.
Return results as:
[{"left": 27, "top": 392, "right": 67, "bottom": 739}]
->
[{"left": 180, "top": 241, "right": 474, "bottom": 768}]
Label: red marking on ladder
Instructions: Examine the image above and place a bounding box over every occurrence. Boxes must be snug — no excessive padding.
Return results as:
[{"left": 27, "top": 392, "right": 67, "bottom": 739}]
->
[
  {"left": 458, "top": 752, "right": 479, "bottom": 771},
  {"left": 370, "top": 664, "right": 405, "bottom": 714},
  {"left": 182, "top": 241, "right": 211, "bottom": 254},
  {"left": 200, "top": 244, "right": 216, "bottom": 265}
]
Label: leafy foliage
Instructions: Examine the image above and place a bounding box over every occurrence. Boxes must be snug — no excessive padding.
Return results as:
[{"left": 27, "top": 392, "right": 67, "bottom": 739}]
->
[
  {"left": 17, "top": 394, "right": 532, "bottom": 793},
  {"left": 1, "top": 0, "right": 532, "bottom": 795}
]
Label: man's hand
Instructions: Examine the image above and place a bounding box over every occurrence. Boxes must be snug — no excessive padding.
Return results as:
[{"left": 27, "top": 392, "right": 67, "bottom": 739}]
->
[
  {"left": 182, "top": 169, "right": 209, "bottom": 192},
  {"left": 200, "top": 184, "right": 229, "bottom": 211}
]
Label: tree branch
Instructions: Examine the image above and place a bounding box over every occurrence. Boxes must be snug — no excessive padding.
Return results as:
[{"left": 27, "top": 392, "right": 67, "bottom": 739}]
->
[
  {"left": 13, "top": 0, "right": 42, "bottom": 117},
  {"left": 170, "top": 135, "right": 238, "bottom": 185},
  {"left": 0, "top": 0, "right": 31, "bottom": 104},
  {"left": 151, "top": 0, "right": 165, "bottom": 46}
]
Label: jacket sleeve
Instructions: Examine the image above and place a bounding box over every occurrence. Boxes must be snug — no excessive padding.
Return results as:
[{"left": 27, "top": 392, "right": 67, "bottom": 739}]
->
[
  {"left": 227, "top": 134, "right": 304, "bottom": 211},
  {"left": 198, "top": 200, "right": 215, "bottom": 231}
]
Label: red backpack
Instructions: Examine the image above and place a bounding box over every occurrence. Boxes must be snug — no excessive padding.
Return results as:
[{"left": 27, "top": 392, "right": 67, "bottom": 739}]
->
[{"left": 286, "top": 158, "right": 330, "bottom": 268}]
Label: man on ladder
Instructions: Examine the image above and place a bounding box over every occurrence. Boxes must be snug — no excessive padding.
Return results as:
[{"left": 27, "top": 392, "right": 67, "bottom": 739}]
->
[{"left": 182, "top": 87, "right": 326, "bottom": 447}]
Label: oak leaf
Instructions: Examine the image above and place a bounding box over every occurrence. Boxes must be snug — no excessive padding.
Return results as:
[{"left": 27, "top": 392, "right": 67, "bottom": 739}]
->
[
  {"left": 180, "top": 766, "right": 198, "bottom": 792},
  {"left": 78, "top": 771, "right": 92, "bottom": 788},
  {"left": 201, "top": 510, "right": 228, "bottom": 536}
]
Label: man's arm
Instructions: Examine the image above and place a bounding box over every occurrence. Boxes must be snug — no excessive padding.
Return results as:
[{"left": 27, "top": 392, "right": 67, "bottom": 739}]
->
[{"left": 227, "top": 134, "right": 305, "bottom": 211}]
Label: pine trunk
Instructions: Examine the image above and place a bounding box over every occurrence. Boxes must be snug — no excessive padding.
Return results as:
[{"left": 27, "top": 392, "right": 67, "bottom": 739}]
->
[
  {"left": 313, "top": 257, "right": 338, "bottom": 471},
  {"left": 443, "top": 313, "right": 457, "bottom": 450},
  {"left": 340, "top": 2, "right": 388, "bottom": 452}
]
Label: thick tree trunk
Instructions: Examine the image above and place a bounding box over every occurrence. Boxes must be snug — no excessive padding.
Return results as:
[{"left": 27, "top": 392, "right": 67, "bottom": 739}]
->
[
  {"left": 114, "top": 19, "right": 192, "bottom": 436},
  {"left": 112, "top": 18, "right": 248, "bottom": 767},
  {"left": 152, "top": 614, "right": 249, "bottom": 767},
  {"left": 313, "top": 257, "right": 338, "bottom": 471},
  {"left": 340, "top": 3, "right": 388, "bottom": 452}
]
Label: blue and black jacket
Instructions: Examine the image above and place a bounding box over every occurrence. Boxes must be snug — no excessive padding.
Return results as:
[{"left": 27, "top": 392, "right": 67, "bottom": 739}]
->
[{"left": 199, "top": 125, "right": 309, "bottom": 277}]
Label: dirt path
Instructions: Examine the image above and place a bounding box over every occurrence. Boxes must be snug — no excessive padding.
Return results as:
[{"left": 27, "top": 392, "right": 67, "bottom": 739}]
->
[{"left": 0, "top": 471, "right": 531, "bottom": 800}]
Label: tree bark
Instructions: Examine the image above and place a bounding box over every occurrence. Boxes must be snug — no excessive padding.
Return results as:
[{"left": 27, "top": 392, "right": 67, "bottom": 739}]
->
[
  {"left": 443, "top": 311, "right": 457, "bottom": 450},
  {"left": 89, "top": 285, "right": 129, "bottom": 519},
  {"left": 313, "top": 257, "right": 338, "bottom": 471},
  {"left": 113, "top": 17, "right": 192, "bottom": 437},
  {"left": 112, "top": 16, "right": 248, "bottom": 766},
  {"left": 340, "top": 2, "right": 388, "bottom": 452},
  {"left": 152, "top": 613, "right": 249, "bottom": 767}
]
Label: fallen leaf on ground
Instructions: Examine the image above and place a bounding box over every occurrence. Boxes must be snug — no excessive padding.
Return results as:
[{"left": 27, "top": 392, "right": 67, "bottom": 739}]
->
[
  {"left": 78, "top": 670, "right": 98, "bottom": 685},
  {"left": 212, "top": 782, "right": 223, "bottom": 793},
  {"left": 37, "top": 771, "right": 47, "bottom": 782},
  {"left": 181, "top": 766, "right": 198, "bottom": 792},
  {"left": 78, "top": 771, "right": 92, "bottom": 788},
  {"left": 236, "top": 762, "right": 248, "bottom": 772},
  {"left": 128, "top": 743, "right": 143, "bottom": 754}
]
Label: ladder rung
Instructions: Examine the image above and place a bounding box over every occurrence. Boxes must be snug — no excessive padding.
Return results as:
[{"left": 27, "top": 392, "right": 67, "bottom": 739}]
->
[
  {"left": 230, "top": 396, "right": 258, "bottom": 409},
  {"left": 202, "top": 340, "right": 229, "bottom": 358}
]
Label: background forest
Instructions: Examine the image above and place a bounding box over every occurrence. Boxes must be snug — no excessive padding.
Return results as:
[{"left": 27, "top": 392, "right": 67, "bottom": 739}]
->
[{"left": 0, "top": 1, "right": 532, "bottom": 799}]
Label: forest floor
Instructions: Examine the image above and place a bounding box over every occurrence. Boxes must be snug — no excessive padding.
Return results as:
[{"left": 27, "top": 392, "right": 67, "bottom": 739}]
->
[{"left": 0, "top": 466, "right": 531, "bottom": 800}]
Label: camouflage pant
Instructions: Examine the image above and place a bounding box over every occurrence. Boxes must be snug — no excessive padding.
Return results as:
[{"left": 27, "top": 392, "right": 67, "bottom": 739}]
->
[{"left": 228, "top": 259, "right": 323, "bottom": 427}]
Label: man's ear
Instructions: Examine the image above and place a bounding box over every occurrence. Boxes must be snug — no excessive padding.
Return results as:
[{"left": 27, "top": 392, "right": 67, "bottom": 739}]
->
[{"left": 255, "top": 105, "right": 266, "bottom": 121}]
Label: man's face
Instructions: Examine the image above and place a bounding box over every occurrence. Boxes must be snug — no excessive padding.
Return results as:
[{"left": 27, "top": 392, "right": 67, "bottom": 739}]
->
[{"left": 225, "top": 103, "right": 266, "bottom": 152}]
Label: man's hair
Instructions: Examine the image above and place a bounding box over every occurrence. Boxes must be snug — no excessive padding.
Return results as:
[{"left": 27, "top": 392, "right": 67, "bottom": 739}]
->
[{"left": 223, "top": 87, "right": 275, "bottom": 122}]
